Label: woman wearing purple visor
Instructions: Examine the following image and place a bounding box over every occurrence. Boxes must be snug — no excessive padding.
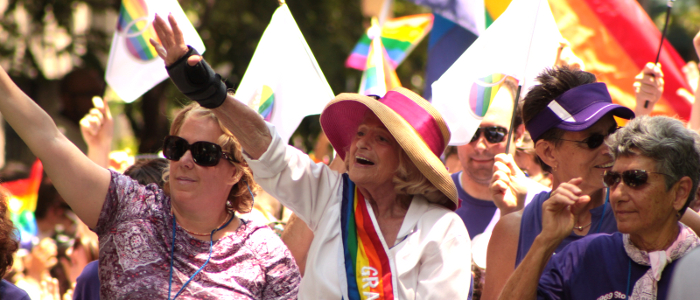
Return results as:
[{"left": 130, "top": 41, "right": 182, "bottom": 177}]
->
[{"left": 483, "top": 67, "right": 700, "bottom": 300}]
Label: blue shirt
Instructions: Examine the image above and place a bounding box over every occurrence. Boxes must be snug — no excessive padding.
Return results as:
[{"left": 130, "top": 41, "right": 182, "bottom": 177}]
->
[
  {"left": 516, "top": 191, "right": 618, "bottom": 266},
  {"left": 453, "top": 172, "right": 550, "bottom": 240},
  {"left": 538, "top": 232, "right": 676, "bottom": 300},
  {"left": 452, "top": 172, "right": 498, "bottom": 240},
  {"left": 73, "top": 260, "right": 100, "bottom": 300},
  {"left": 0, "top": 279, "right": 30, "bottom": 300}
]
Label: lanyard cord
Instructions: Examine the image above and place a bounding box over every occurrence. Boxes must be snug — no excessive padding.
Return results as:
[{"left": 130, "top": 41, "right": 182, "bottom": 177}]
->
[
  {"left": 167, "top": 181, "right": 252, "bottom": 299},
  {"left": 593, "top": 189, "right": 610, "bottom": 234},
  {"left": 168, "top": 212, "right": 234, "bottom": 300},
  {"left": 626, "top": 258, "right": 632, "bottom": 297}
]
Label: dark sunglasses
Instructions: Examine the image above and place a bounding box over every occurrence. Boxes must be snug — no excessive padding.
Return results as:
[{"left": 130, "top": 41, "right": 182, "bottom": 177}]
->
[
  {"left": 603, "top": 170, "right": 669, "bottom": 188},
  {"left": 470, "top": 126, "right": 508, "bottom": 144},
  {"left": 556, "top": 127, "right": 620, "bottom": 149},
  {"left": 162, "top": 136, "right": 236, "bottom": 167}
]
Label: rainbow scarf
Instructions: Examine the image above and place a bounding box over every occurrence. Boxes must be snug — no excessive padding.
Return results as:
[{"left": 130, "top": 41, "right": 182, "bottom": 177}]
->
[{"left": 341, "top": 174, "right": 395, "bottom": 300}]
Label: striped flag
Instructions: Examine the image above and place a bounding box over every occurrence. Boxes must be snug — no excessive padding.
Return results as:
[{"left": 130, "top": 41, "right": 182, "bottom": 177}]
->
[
  {"left": 234, "top": 3, "right": 334, "bottom": 144},
  {"left": 346, "top": 14, "right": 434, "bottom": 70},
  {"left": 0, "top": 159, "right": 43, "bottom": 244},
  {"left": 105, "top": 0, "right": 205, "bottom": 103},
  {"left": 550, "top": 0, "right": 692, "bottom": 120},
  {"left": 359, "top": 19, "right": 401, "bottom": 97}
]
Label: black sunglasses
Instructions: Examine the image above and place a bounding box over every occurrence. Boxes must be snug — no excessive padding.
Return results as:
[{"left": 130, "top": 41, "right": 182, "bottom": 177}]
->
[
  {"left": 603, "top": 170, "right": 669, "bottom": 188},
  {"left": 470, "top": 126, "right": 508, "bottom": 144},
  {"left": 555, "top": 127, "right": 620, "bottom": 149},
  {"left": 163, "top": 136, "right": 236, "bottom": 167}
]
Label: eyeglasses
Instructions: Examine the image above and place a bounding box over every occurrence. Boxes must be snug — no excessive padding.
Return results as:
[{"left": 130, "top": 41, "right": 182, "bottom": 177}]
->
[
  {"left": 162, "top": 136, "right": 236, "bottom": 167},
  {"left": 603, "top": 170, "right": 670, "bottom": 188},
  {"left": 555, "top": 127, "right": 620, "bottom": 149},
  {"left": 470, "top": 126, "right": 508, "bottom": 144}
]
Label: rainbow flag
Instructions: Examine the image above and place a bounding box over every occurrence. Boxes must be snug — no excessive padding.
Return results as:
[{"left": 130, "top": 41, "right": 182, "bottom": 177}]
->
[
  {"left": 105, "top": 0, "right": 205, "bottom": 103},
  {"left": 549, "top": 0, "right": 691, "bottom": 121},
  {"left": 359, "top": 19, "right": 401, "bottom": 97},
  {"left": 340, "top": 174, "right": 395, "bottom": 300},
  {"left": 117, "top": 0, "right": 160, "bottom": 61},
  {"left": 346, "top": 14, "right": 433, "bottom": 71},
  {"left": 0, "top": 159, "right": 43, "bottom": 243},
  {"left": 432, "top": 0, "right": 561, "bottom": 145},
  {"left": 468, "top": 73, "right": 508, "bottom": 118},
  {"left": 484, "top": 0, "right": 509, "bottom": 28}
]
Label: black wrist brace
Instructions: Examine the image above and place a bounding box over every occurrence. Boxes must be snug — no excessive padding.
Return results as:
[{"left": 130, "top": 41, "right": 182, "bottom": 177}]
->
[{"left": 166, "top": 46, "right": 227, "bottom": 109}]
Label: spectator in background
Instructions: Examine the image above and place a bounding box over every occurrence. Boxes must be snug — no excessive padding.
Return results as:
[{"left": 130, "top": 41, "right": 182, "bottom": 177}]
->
[
  {"left": 35, "top": 182, "right": 76, "bottom": 241},
  {"left": 54, "top": 68, "right": 105, "bottom": 153}
]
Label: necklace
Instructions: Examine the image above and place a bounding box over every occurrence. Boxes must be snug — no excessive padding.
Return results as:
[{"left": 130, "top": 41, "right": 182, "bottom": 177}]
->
[
  {"left": 574, "top": 222, "right": 592, "bottom": 231},
  {"left": 168, "top": 211, "right": 235, "bottom": 300},
  {"left": 176, "top": 211, "right": 233, "bottom": 236}
]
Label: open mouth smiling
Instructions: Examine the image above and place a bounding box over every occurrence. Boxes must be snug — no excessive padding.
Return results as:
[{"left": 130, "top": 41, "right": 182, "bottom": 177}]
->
[{"left": 356, "top": 156, "right": 375, "bottom": 166}]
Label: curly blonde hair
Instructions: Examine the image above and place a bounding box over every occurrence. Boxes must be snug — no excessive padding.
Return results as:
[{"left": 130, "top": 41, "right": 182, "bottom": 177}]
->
[{"left": 163, "top": 103, "right": 261, "bottom": 213}]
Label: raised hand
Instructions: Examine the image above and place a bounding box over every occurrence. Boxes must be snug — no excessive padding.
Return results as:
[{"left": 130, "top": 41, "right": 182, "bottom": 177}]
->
[
  {"left": 540, "top": 178, "right": 591, "bottom": 242},
  {"left": 150, "top": 13, "right": 193, "bottom": 67},
  {"left": 633, "top": 62, "right": 664, "bottom": 116},
  {"left": 150, "top": 13, "right": 226, "bottom": 109},
  {"left": 79, "top": 96, "right": 113, "bottom": 168},
  {"left": 490, "top": 153, "right": 527, "bottom": 216}
]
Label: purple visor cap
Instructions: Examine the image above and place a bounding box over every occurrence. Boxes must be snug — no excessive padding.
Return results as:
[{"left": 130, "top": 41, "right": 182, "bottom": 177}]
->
[{"left": 526, "top": 82, "right": 635, "bottom": 142}]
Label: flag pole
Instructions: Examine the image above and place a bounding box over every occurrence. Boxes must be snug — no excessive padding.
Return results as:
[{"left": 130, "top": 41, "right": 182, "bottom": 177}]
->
[
  {"left": 378, "top": 0, "right": 394, "bottom": 26},
  {"left": 646, "top": 0, "right": 674, "bottom": 108},
  {"left": 504, "top": 85, "right": 522, "bottom": 154},
  {"left": 504, "top": 0, "right": 544, "bottom": 154}
]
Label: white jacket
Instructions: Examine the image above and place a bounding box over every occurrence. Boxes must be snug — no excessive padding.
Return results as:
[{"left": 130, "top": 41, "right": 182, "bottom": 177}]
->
[{"left": 246, "top": 123, "right": 472, "bottom": 299}]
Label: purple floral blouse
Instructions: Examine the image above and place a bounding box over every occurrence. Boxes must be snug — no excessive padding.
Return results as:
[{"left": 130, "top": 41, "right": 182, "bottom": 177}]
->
[{"left": 95, "top": 170, "right": 300, "bottom": 299}]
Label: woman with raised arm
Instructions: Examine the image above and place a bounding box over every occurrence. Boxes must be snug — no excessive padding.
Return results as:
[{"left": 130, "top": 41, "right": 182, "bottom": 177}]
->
[
  {"left": 0, "top": 26, "right": 299, "bottom": 300},
  {"left": 151, "top": 13, "right": 471, "bottom": 300}
]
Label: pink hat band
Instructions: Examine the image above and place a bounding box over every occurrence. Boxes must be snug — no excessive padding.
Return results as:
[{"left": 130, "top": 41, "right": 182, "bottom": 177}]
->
[{"left": 381, "top": 90, "right": 445, "bottom": 156}]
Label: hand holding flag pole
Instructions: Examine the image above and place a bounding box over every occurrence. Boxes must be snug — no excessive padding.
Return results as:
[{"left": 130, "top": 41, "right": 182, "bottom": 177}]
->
[{"left": 646, "top": 0, "right": 674, "bottom": 109}]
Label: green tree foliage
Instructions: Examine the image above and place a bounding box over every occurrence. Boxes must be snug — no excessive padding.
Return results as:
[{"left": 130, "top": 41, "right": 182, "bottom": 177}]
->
[{"left": 0, "top": 0, "right": 429, "bottom": 157}]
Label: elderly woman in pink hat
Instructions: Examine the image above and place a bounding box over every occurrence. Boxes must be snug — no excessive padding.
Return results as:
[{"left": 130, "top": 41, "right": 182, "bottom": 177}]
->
[{"left": 152, "top": 14, "right": 471, "bottom": 300}]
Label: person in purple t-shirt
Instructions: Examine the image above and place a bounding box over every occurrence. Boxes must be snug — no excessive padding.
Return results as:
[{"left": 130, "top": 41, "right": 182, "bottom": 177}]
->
[
  {"left": 453, "top": 77, "right": 533, "bottom": 241},
  {"left": 500, "top": 116, "right": 700, "bottom": 300}
]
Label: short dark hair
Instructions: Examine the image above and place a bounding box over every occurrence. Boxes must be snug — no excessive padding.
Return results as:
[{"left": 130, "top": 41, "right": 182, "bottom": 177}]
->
[
  {"left": 124, "top": 158, "right": 169, "bottom": 188},
  {"left": 521, "top": 66, "right": 597, "bottom": 172}
]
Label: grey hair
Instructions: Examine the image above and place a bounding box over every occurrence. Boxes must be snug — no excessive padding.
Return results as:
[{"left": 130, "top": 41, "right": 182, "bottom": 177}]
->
[{"left": 606, "top": 116, "right": 700, "bottom": 215}]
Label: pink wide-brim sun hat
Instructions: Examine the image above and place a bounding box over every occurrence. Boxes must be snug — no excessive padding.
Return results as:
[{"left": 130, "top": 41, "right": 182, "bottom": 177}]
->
[{"left": 320, "top": 87, "right": 458, "bottom": 210}]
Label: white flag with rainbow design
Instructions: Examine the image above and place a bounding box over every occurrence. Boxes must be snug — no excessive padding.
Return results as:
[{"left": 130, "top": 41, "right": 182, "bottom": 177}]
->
[
  {"left": 105, "top": 0, "right": 205, "bottom": 103},
  {"left": 431, "top": 0, "right": 563, "bottom": 146},
  {"left": 234, "top": 3, "right": 334, "bottom": 145}
]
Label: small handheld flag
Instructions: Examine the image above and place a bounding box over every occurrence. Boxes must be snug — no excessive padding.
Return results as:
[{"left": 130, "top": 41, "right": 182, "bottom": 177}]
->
[{"left": 346, "top": 14, "right": 433, "bottom": 71}]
